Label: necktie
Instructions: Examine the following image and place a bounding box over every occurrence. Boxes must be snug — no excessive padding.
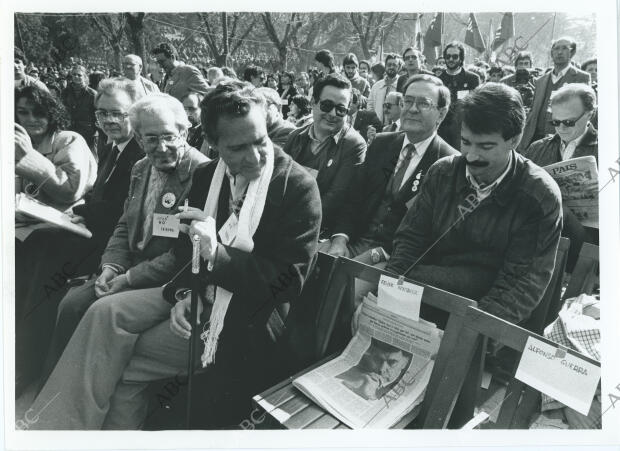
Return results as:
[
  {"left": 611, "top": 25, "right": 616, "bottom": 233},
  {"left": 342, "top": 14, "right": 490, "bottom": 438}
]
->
[
  {"left": 91, "top": 145, "right": 119, "bottom": 201},
  {"left": 391, "top": 144, "right": 415, "bottom": 194}
]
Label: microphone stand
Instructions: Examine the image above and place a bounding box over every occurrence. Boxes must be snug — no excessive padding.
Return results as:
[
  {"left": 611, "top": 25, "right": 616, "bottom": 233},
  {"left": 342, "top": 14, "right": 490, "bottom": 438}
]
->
[{"left": 186, "top": 234, "right": 201, "bottom": 429}]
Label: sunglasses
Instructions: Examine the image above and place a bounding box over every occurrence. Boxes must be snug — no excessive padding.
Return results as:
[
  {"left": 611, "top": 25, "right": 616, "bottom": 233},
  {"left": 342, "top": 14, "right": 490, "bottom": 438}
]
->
[
  {"left": 319, "top": 99, "right": 348, "bottom": 117},
  {"left": 445, "top": 54, "right": 460, "bottom": 61},
  {"left": 549, "top": 111, "right": 586, "bottom": 127}
]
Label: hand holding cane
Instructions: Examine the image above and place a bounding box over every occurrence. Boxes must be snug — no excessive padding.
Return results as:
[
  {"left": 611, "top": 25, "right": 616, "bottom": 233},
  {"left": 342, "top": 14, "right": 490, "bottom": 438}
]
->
[{"left": 186, "top": 233, "right": 201, "bottom": 429}]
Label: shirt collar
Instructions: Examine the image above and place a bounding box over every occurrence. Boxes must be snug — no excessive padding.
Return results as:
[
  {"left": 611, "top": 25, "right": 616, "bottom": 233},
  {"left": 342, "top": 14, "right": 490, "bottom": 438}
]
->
[
  {"left": 445, "top": 66, "right": 463, "bottom": 76},
  {"left": 551, "top": 65, "right": 570, "bottom": 82},
  {"left": 309, "top": 123, "right": 345, "bottom": 144},
  {"left": 113, "top": 136, "right": 133, "bottom": 153},
  {"left": 402, "top": 132, "right": 436, "bottom": 156},
  {"left": 466, "top": 151, "right": 513, "bottom": 197}
]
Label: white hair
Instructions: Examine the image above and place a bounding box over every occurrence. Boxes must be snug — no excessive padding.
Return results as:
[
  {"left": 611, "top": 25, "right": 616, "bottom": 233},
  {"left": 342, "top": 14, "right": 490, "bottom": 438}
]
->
[{"left": 128, "top": 93, "right": 191, "bottom": 133}]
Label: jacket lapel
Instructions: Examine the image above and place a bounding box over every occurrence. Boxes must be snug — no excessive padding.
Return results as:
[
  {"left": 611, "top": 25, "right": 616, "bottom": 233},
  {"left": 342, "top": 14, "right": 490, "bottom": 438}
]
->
[
  {"left": 395, "top": 135, "right": 437, "bottom": 200},
  {"left": 128, "top": 162, "right": 150, "bottom": 248}
]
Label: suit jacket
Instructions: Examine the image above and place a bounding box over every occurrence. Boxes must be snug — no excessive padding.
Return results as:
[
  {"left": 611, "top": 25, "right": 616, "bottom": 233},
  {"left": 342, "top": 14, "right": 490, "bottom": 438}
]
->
[
  {"left": 100, "top": 146, "right": 208, "bottom": 288},
  {"left": 342, "top": 132, "right": 458, "bottom": 246},
  {"left": 73, "top": 138, "right": 144, "bottom": 243},
  {"left": 164, "top": 63, "right": 210, "bottom": 101},
  {"left": 523, "top": 125, "right": 598, "bottom": 167},
  {"left": 519, "top": 66, "right": 591, "bottom": 152},
  {"left": 352, "top": 110, "right": 382, "bottom": 142},
  {"left": 283, "top": 123, "right": 367, "bottom": 236},
  {"left": 163, "top": 146, "right": 322, "bottom": 358}
]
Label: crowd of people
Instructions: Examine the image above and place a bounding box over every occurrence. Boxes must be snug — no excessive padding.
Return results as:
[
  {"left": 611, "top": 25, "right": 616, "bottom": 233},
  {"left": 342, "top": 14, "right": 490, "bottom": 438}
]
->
[{"left": 14, "top": 34, "right": 599, "bottom": 430}]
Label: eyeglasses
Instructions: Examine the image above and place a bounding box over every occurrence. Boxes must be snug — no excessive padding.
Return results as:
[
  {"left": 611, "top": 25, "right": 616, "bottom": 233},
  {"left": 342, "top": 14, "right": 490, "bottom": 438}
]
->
[
  {"left": 402, "top": 96, "right": 436, "bottom": 111},
  {"left": 142, "top": 133, "right": 183, "bottom": 147},
  {"left": 445, "top": 54, "right": 460, "bottom": 61},
  {"left": 95, "top": 110, "right": 129, "bottom": 122},
  {"left": 318, "top": 99, "right": 348, "bottom": 117},
  {"left": 549, "top": 111, "right": 586, "bottom": 127},
  {"left": 404, "top": 55, "right": 419, "bottom": 61}
]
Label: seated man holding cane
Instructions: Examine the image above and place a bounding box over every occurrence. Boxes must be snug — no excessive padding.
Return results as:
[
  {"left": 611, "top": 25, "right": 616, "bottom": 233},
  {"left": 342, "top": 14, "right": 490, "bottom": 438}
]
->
[{"left": 28, "top": 82, "right": 322, "bottom": 429}]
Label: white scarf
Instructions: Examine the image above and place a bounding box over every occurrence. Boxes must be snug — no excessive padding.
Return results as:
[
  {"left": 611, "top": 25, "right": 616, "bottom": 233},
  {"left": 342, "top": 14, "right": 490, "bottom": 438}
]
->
[{"left": 200, "top": 145, "right": 274, "bottom": 367}]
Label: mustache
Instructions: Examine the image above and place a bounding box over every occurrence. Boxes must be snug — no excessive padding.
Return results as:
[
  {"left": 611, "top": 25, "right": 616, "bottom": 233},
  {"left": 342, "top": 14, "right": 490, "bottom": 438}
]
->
[{"left": 465, "top": 160, "right": 489, "bottom": 168}]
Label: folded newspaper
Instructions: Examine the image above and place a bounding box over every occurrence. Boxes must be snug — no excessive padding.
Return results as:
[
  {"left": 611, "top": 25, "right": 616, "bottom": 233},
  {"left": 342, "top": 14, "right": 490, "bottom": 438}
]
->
[
  {"left": 293, "top": 293, "right": 442, "bottom": 428},
  {"left": 15, "top": 193, "right": 92, "bottom": 240},
  {"left": 543, "top": 156, "right": 598, "bottom": 228}
]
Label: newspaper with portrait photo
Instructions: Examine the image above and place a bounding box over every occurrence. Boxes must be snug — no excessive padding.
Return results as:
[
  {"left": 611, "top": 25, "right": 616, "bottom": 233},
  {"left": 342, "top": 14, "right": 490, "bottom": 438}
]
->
[
  {"left": 293, "top": 295, "right": 442, "bottom": 428},
  {"left": 543, "top": 155, "right": 599, "bottom": 228}
]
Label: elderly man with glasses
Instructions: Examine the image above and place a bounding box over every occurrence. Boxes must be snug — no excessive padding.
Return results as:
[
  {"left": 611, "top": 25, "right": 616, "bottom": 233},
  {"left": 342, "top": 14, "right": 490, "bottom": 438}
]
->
[
  {"left": 323, "top": 75, "right": 457, "bottom": 262},
  {"left": 284, "top": 73, "right": 367, "bottom": 239},
  {"left": 37, "top": 93, "right": 209, "bottom": 387}
]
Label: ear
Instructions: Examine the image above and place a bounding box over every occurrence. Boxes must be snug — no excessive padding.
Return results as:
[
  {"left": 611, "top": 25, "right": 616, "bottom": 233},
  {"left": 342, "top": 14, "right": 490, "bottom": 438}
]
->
[
  {"left": 437, "top": 106, "right": 449, "bottom": 125},
  {"left": 509, "top": 133, "right": 522, "bottom": 150}
]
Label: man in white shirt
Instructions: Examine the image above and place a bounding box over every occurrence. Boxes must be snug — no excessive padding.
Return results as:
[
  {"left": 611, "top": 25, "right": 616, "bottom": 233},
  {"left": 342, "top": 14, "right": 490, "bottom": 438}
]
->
[
  {"left": 120, "top": 54, "right": 160, "bottom": 96},
  {"left": 368, "top": 53, "right": 401, "bottom": 124},
  {"left": 324, "top": 75, "right": 457, "bottom": 262}
]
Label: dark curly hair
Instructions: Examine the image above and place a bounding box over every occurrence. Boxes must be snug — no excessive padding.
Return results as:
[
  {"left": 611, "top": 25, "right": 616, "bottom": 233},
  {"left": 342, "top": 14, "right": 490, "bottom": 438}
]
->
[
  {"left": 289, "top": 95, "right": 311, "bottom": 118},
  {"left": 15, "top": 85, "right": 70, "bottom": 134}
]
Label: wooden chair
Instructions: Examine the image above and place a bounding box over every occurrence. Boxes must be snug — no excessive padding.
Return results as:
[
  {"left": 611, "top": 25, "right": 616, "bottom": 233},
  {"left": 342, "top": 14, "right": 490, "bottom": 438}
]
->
[
  {"left": 255, "top": 257, "right": 480, "bottom": 429},
  {"left": 462, "top": 305, "right": 601, "bottom": 429},
  {"left": 563, "top": 243, "right": 599, "bottom": 300}
]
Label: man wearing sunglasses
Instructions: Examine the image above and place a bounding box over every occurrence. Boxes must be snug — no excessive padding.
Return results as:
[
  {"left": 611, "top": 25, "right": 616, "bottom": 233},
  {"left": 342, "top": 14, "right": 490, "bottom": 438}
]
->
[
  {"left": 518, "top": 36, "right": 591, "bottom": 152},
  {"left": 387, "top": 83, "right": 562, "bottom": 327},
  {"left": 438, "top": 41, "right": 480, "bottom": 149},
  {"left": 523, "top": 83, "right": 598, "bottom": 272},
  {"left": 284, "top": 73, "right": 367, "bottom": 238},
  {"left": 324, "top": 75, "right": 457, "bottom": 262}
]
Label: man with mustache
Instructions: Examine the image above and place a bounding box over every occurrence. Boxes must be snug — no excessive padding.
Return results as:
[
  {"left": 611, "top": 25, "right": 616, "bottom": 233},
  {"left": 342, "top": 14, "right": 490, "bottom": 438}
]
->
[
  {"left": 28, "top": 83, "right": 321, "bottom": 430},
  {"left": 368, "top": 53, "right": 402, "bottom": 124},
  {"left": 386, "top": 83, "right": 562, "bottom": 326}
]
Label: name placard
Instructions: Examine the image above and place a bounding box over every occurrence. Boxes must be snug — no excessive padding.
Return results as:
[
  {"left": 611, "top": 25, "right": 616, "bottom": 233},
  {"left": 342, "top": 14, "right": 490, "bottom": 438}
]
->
[
  {"left": 515, "top": 336, "right": 600, "bottom": 415},
  {"left": 152, "top": 213, "right": 180, "bottom": 238},
  {"left": 377, "top": 275, "right": 423, "bottom": 321}
]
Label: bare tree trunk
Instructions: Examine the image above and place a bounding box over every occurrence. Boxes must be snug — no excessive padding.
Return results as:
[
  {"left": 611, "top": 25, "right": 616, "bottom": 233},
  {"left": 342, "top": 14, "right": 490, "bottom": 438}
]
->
[{"left": 124, "top": 13, "right": 147, "bottom": 75}]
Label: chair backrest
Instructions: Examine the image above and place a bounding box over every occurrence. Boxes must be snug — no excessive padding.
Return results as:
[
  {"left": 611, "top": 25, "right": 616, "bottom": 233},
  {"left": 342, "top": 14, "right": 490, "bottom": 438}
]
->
[
  {"left": 462, "top": 305, "right": 601, "bottom": 429},
  {"left": 564, "top": 243, "right": 599, "bottom": 300},
  {"left": 282, "top": 251, "right": 338, "bottom": 372},
  {"left": 520, "top": 237, "right": 570, "bottom": 334},
  {"left": 314, "top": 257, "right": 480, "bottom": 428}
]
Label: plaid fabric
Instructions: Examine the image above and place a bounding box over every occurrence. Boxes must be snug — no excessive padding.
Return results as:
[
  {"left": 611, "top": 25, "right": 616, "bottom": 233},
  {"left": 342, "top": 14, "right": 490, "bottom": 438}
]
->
[{"left": 541, "top": 293, "right": 600, "bottom": 422}]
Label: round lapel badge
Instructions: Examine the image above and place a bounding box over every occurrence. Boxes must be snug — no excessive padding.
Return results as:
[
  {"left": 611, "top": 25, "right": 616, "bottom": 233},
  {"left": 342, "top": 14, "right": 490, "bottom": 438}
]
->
[
  {"left": 412, "top": 180, "right": 420, "bottom": 192},
  {"left": 162, "top": 192, "right": 176, "bottom": 208},
  {"left": 327, "top": 158, "right": 333, "bottom": 167},
  {"left": 415, "top": 172, "right": 422, "bottom": 180}
]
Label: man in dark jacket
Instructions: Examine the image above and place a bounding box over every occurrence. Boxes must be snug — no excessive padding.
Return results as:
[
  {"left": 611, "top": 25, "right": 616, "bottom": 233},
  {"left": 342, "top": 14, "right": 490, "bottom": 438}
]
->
[
  {"left": 284, "top": 73, "right": 366, "bottom": 237},
  {"left": 324, "top": 75, "right": 458, "bottom": 263},
  {"left": 62, "top": 65, "right": 97, "bottom": 148},
  {"left": 349, "top": 88, "right": 382, "bottom": 142},
  {"left": 28, "top": 83, "right": 321, "bottom": 430},
  {"left": 438, "top": 41, "right": 480, "bottom": 149},
  {"left": 387, "top": 83, "right": 562, "bottom": 326}
]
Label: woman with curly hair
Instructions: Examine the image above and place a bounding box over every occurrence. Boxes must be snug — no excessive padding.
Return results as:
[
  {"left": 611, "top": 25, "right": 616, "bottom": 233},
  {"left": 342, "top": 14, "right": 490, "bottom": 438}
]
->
[
  {"left": 287, "top": 94, "right": 313, "bottom": 128},
  {"left": 277, "top": 71, "right": 298, "bottom": 119},
  {"left": 15, "top": 84, "right": 97, "bottom": 212}
]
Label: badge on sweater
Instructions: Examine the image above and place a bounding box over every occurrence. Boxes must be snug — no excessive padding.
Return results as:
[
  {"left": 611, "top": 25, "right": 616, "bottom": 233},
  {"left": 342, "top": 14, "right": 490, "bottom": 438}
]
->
[{"left": 162, "top": 192, "right": 176, "bottom": 208}]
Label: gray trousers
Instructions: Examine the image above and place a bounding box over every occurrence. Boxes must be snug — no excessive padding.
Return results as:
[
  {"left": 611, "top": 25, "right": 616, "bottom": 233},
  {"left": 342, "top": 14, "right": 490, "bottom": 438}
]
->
[{"left": 28, "top": 287, "right": 203, "bottom": 430}]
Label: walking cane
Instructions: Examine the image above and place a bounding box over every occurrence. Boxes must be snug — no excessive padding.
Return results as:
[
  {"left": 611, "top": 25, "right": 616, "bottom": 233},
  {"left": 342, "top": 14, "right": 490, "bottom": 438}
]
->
[{"left": 186, "top": 233, "right": 201, "bottom": 429}]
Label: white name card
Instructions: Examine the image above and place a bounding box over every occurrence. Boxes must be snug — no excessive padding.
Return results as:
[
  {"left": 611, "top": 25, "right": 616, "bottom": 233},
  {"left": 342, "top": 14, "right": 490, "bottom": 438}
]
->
[
  {"left": 457, "top": 89, "right": 469, "bottom": 100},
  {"left": 377, "top": 275, "right": 423, "bottom": 321},
  {"left": 515, "top": 336, "right": 600, "bottom": 415},
  {"left": 152, "top": 213, "right": 180, "bottom": 238}
]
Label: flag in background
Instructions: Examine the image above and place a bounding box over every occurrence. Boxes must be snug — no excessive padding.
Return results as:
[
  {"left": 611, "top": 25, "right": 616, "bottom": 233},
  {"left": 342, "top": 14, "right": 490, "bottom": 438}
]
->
[
  {"left": 413, "top": 13, "right": 423, "bottom": 51},
  {"left": 465, "top": 13, "right": 486, "bottom": 53},
  {"left": 492, "top": 12, "right": 515, "bottom": 50},
  {"left": 423, "top": 12, "right": 443, "bottom": 64}
]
